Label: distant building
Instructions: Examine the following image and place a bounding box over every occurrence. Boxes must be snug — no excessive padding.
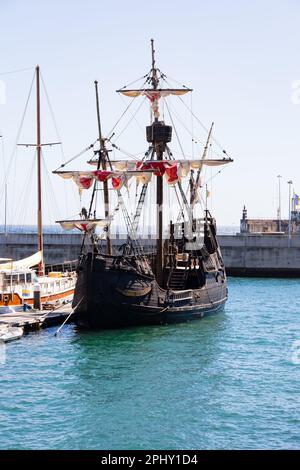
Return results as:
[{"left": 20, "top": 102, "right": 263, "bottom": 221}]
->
[{"left": 240, "top": 205, "right": 300, "bottom": 235}]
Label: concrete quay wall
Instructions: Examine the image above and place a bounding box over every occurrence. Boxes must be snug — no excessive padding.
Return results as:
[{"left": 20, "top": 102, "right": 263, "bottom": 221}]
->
[
  {"left": 218, "top": 234, "right": 300, "bottom": 276},
  {"left": 0, "top": 232, "right": 82, "bottom": 265}
]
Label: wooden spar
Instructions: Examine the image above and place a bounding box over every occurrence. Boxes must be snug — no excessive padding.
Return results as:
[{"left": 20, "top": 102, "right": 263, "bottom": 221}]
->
[
  {"left": 201, "top": 122, "right": 214, "bottom": 163},
  {"left": 94, "top": 81, "right": 112, "bottom": 255},
  {"left": 190, "top": 122, "right": 214, "bottom": 206},
  {"left": 36, "top": 65, "right": 44, "bottom": 276}
]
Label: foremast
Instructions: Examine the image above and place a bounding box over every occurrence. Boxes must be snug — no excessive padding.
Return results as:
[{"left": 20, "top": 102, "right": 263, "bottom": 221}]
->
[{"left": 94, "top": 81, "right": 112, "bottom": 255}]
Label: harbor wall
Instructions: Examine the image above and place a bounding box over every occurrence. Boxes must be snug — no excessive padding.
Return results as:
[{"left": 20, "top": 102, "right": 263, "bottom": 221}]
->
[
  {"left": 218, "top": 234, "right": 300, "bottom": 277},
  {"left": 0, "top": 233, "right": 82, "bottom": 266},
  {"left": 1, "top": 232, "right": 300, "bottom": 277}
]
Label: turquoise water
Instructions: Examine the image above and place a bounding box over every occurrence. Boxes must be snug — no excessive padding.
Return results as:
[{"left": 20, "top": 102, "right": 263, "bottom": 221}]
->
[{"left": 0, "top": 277, "right": 299, "bottom": 450}]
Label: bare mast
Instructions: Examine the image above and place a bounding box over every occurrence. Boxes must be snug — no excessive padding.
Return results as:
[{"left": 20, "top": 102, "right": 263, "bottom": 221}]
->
[
  {"left": 18, "top": 67, "right": 61, "bottom": 274},
  {"left": 36, "top": 65, "right": 44, "bottom": 276}
]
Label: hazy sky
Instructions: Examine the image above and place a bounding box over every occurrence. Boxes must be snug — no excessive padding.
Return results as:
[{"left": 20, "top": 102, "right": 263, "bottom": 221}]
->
[{"left": 0, "top": 0, "right": 300, "bottom": 228}]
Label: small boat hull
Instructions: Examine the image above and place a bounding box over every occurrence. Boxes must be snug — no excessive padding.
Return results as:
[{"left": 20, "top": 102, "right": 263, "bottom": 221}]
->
[{"left": 0, "top": 325, "right": 23, "bottom": 342}]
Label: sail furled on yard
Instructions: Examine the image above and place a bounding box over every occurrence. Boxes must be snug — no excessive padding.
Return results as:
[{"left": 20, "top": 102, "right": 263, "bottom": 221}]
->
[
  {"left": 117, "top": 89, "right": 192, "bottom": 98},
  {"left": 117, "top": 88, "right": 192, "bottom": 118},
  {"left": 54, "top": 158, "right": 232, "bottom": 191},
  {"left": 56, "top": 219, "right": 112, "bottom": 232}
]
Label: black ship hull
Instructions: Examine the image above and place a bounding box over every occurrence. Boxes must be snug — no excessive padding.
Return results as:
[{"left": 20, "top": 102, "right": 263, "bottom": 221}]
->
[{"left": 73, "top": 247, "right": 228, "bottom": 329}]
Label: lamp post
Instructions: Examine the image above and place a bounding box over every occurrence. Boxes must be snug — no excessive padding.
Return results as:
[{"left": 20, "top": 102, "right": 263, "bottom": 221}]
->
[
  {"left": 277, "top": 175, "right": 282, "bottom": 232},
  {"left": 288, "top": 180, "right": 293, "bottom": 244}
]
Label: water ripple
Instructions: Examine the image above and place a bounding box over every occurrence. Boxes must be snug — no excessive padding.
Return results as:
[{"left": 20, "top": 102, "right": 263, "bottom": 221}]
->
[{"left": 0, "top": 277, "right": 299, "bottom": 449}]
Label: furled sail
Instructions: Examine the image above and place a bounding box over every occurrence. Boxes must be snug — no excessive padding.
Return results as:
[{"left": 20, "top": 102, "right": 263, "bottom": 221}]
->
[
  {"left": 0, "top": 251, "right": 42, "bottom": 270},
  {"left": 55, "top": 158, "right": 233, "bottom": 191},
  {"left": 117, "top": 88, "right": 192, "bottom": 98},
  {"left": 117, "top": 88, "right": 192, "bottom": 119},
  {"left": 54, "top": 170, "right": 134, "bottom": 191},
  {"left": 88, "top": 158, "right": 233, "bottom": 170},
  {"left": 56, "top": 219, "right": 112, "bottom": 232}
]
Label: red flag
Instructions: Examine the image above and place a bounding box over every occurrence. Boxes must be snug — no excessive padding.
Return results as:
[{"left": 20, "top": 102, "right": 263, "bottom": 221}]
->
[{"left": 79, "top": 176, "right": 93, "bottom": 189}]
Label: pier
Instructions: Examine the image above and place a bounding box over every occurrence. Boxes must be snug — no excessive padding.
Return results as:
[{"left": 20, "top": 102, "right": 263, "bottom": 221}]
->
[{"left": 0, "top": 304, "right": 73, "bottom": 342}]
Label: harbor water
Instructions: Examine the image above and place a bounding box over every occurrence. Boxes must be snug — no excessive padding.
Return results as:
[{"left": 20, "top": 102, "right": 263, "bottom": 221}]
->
[{"left": 0, "top": 277, "right": 299, "bottom": 450}]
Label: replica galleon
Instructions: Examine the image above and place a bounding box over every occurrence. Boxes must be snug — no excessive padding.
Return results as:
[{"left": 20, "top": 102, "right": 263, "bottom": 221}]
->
[{"left": 54, "top": 40, "right": 233, "bottom": 328}]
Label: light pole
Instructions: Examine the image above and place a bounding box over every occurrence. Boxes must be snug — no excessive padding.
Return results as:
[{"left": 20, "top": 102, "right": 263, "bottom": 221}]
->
[
  {"left": 288, "top": 180, "right": 293, "bottom": 243},
  {"left": 277, "top": 175, "right": 282, "bottom": 232}
]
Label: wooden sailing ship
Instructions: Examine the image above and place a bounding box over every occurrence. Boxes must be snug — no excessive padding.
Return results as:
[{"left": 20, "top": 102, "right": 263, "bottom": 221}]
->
[
  {"left": 54, "top": 41, "right": 233, "bottom": 328},
  {"left": 0, "top": 66, "right": 76, "bottom": 309}
]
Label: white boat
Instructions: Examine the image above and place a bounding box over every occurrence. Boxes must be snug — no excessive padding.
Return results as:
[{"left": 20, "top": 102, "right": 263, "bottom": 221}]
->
[
  {"left": 0, "top": 252, "right": 76, "bottom": 307},
  {"left": 0, "top": 324, "right": 24, "bottom": 342},
  {"left": 0, "top": 67, "right": 77, "bottom": 309}
]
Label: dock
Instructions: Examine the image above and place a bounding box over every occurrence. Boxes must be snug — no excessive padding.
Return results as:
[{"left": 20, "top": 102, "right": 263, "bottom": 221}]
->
[{"left": 0, "top": 305, "right": 73, "bottom": 342}]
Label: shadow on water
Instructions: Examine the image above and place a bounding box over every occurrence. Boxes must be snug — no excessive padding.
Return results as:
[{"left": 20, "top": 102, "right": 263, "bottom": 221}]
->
[
  {"left": 71, "top": 309, "right": 228, "bottom": 353},
  {"left": 65, "top": 310, "right": 229, "bottom": 390}
]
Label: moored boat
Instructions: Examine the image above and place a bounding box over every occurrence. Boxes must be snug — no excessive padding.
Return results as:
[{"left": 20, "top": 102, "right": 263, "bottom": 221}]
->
[
  {"left": 54, "top": 40, "right": 233, "bottom": 328},
  {"left": 0, "top": 67, "right": 76, "bottom": 308}
]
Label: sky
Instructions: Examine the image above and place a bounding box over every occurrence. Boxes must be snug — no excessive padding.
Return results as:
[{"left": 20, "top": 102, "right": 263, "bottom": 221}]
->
[{"left": 0, "top": 0, "right": 300, "bottom": 229}]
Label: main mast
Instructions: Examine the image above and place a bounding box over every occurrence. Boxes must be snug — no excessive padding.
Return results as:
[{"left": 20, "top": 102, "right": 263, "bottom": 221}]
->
[
  {"left": 151, "top": 40, "right": 163, "bottom": 284},
  {"left": 36, "top": 65, "right": 44, "bottom": 276}
]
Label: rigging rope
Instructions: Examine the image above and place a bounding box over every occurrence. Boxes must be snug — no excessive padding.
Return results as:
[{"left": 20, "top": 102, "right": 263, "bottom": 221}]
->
[
  {"left": 0, "top": 66, "right": 34, "bottom": 76},
  {"left": 5, "top": 70, "right": 35, "bottom": 180},
  {"left": 164, "top": 98, "right": 186, "bottom": 160},
  {"left": 15, "top": 152, "right": 36, "bottom": 227},
  {"left": 54, "top": 140, "right": 98, "bottom": 171},
  {"left": 40, "top": 73, "right": 64, "bottom": 160},
  {"left": 112, "top": 96, "right": 147, "bottom": 143},
  {"left": 107, "top": 76, "right": 149, "bottom": 139},
  {"left": 177, "top": 95, "right": 230, "bottom": 156}
]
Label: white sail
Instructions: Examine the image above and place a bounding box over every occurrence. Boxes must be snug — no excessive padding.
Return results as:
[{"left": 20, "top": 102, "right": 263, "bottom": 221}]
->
[
  {"left": 0, "top": 251, "right": 42, "bottom": 270},
  {"left": 56, "top": 219, "right": 112, "bottom": 232}
]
